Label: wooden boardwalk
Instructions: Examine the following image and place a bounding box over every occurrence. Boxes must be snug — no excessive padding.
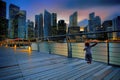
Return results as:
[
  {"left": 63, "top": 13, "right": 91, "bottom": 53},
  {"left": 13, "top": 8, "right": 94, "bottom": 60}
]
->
[{"left": 0, "top": 47, "right": 120, "bottom": 80}]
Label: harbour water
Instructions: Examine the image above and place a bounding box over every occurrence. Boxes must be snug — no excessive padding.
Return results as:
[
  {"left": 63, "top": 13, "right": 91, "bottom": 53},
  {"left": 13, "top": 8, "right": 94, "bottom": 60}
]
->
[{"left": 31, "top": 42, "right": 120, "bottom": 66}]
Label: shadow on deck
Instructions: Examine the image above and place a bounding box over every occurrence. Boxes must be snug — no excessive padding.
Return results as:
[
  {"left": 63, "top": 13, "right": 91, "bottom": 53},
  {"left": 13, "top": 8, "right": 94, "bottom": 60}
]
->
[{"left": 0, "top": 47, "right": 120, "bottom": 80}]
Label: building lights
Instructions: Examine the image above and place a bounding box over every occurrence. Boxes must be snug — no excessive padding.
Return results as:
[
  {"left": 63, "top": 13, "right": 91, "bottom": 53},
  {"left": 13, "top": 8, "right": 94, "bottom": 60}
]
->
[
  {"left": 28, "top": 46, "right": 32, "bottom": 51},
  {"left": 5, "top": 44, "right": 8, "bottom": 48}
]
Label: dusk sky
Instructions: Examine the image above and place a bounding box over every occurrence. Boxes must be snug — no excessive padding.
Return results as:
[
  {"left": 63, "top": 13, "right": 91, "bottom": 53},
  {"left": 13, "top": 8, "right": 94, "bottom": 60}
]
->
[{"left": 3, "top": 0, "right": 120, "bottom": 26}]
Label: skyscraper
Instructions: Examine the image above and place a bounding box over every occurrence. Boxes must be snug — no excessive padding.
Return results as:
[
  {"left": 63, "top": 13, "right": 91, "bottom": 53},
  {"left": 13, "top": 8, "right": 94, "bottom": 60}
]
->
[
  {"left": 88, "top": 12, "right": 101, "bottom": 32},
  {"left": 57, "top": 20, "right": 66, "bottom": 40},
  {"left": 18, "top": 10, "right": 26, "bottom": 39},
  {"left": 51, "top": 13, "right": 57, "bottom": 36},
  {"left": 39, "top": 14, "right": 44, "bottom": 39},
  {"left": 112, "top": 16, "right": 120, "bottom": 40},
  {"left": 27, "top": 20, "right": 34, "bottom": 39},
  {"left": 0, "top": 0, "right": 6, "bottom": 18},
  {"left": 58, "top": 20, "right": 66, "bottom": 35},
  {"left": 102, "top": 20, "right": 112, "bottom": 31},
  {"left": 89, "top": 12, "right": 95, "bottom": 20},
  {"left": 88, "top": 12, "right": 95, "bottom": 32},
  {"left": 69, "top": 11, "right": 78, "bottom": 27},
  {"left": 44, "top": 10, "right": 51, "bottom": 38},
  {"left": 102, "top": 20, "right": 112, "bottom": 40},
  {"left": 35, "top": 13, "right": 43, "bottom": 39},
  {"left": 95, "top": 16, "right": 101, "bottom": 31},
  {"left": 51, "top": 13, "right": 57, "bottom": 27},
  {"left": 35, "top": 15, "right": 39, "bottom": 38},
  {"left": 88, "top": 12, "right": 101, "bottom": 39},
  {"left": 0, "top": 0, "right": 7, "bottom": 40},
  {"left": 9, "top": 4, "right": 20, "bottom": 38}
]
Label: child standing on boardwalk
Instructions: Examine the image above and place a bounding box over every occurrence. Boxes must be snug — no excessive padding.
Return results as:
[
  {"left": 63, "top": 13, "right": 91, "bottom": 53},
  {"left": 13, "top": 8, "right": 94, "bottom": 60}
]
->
[{"left": 83, "top": 41, "right": 98, "bottom": 64}]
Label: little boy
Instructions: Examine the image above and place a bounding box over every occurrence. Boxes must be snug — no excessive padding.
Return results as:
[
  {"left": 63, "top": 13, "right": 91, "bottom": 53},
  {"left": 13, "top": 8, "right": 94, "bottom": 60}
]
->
[{"left": 83, "top": 42, "right": 97, "bottom": 64}]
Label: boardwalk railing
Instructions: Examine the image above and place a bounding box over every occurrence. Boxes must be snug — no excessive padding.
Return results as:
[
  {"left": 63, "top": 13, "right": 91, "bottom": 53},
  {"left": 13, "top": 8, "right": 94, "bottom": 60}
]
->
[
  {"left": 34, "top": 30, "right": 120, "bottom": 66},
  {"left": 1, "top": 30, "right": 120, "bottom": 66}
]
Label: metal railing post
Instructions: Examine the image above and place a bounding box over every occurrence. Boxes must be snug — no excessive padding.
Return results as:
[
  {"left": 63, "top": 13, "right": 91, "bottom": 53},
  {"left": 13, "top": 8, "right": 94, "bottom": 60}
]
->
[
  {"left": 47, "top": 38, "right": 51, "bottom": 54},
  {"left": 37, "top": 39, "right": 40, "bottom": 52},
  {"left": 107, "top": 41, "right": 110, "bottom": 65},
  {"left": 66, "top": 35, "right": 72, "bottom": 58},
  {"left": 48, "top": 43, "right": 51, "bottom": 54}
]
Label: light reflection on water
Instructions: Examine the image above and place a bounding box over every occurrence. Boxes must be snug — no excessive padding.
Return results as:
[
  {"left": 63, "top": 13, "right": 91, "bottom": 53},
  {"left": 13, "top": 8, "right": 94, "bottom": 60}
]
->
[{"left": 31, "top": 42, "right": 120, "bottom": 65}]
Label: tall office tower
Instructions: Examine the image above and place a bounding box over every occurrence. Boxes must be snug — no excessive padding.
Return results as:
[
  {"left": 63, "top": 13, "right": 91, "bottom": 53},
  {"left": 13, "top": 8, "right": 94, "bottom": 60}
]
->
[
  {"left": 9, "top": 4, "right": 20, "bottom": 38},
  {"left": 51, "top": 13, "right": 57, "bottom": 27},
  {"left": 35, "top": 15, "right": 39, "bottom": 38},
  {"left": 44, "top": 10, "right": 51, "bottom": 38},
  {"left": 95, "top": 16, "right": 101, "bottom": 30},
  {"left": 88, "top": 12, "right": 101, "bottom": 32},
  {"left": 112, "top": 16, "right": 120, "bottom": 40},
  {"left": 17, "top": 10, "right": 26, "bottom": 39},
  {"left": 57, "top": 20, "right": 66, "bottom": 40},
  {"left": 0, "top": 0, "right": 7, "bottom": 40},
  {"left": 69, "top": 11, "right": 78, "bottom": 27},
  {"left": 102, "top": 20, "right": 112, "bottom": 31},
  {"left": 58, "top": 20, "right": 66, "bottom": 35},
  {"left": 102, "top": 20, "right": 112, "bottom": 40},
  {"left": 39, "top": 14, "right": 43, "bottom": 39},
  {"left": 0, "top": 0, "right": 6, "bottom": 18},
  {"left": 51, "top": 13, "right": 57, "bottom": 36},
  {"left": 89, "top": 12, "right": 95, "bottom": 20},
  {"left": 27, "top": 20, "right": 34, "bottom": 39},
  {"left": 88, "top": 12, "right": 101, "bottom": 39},
  {"left": 35, "top": 13, "right": 43, "bottom": 39},
  {"left": 88, "top": 12, "right": 95, "bottom": 32}
]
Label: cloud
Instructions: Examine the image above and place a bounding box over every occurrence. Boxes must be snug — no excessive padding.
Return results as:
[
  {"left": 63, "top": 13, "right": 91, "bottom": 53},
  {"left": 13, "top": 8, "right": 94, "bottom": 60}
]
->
[
  {"left": 62, "top": 0, "right": 120, "bottom": 9},
  {"left": 105, "top": 12, "right": 120, "bottom": 20},
  {"left": 4, "top": 0, "right": 120, "bottom": 24}
]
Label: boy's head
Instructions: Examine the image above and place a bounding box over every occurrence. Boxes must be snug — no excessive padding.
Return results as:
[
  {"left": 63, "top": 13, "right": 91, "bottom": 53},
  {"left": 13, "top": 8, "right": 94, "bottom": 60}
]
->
[{"left": 85, "top": 42, "right": 89, "bottom": 47}]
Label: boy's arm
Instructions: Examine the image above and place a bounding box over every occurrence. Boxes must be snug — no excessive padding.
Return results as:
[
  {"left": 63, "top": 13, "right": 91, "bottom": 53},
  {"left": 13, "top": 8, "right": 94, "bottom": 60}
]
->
[
  {"left": 90, "top": 42, "right": 97, "bottom": 47},
  {"left": 83, "top": 47, "right": 86, "bottom": 51},
  {"left": 83, "top": 48, "right": 85, "bottom": 51}
]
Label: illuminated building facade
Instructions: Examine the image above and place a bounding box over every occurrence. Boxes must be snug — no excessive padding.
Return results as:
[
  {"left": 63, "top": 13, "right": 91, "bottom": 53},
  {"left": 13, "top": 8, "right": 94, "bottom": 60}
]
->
[
  {"left": 112, "top": 16, "right": 120, "bottom": 40},
  {"left": 69, "top": 11, "right": 78, "bottom": 27},
  {"left": 9, "top": 4, "right": 20, "bottom": 38},
  {"left": 18, "top": 10, "right": 26, "bottom": 39},
  {"left": 44, "top": 10, "right": 51, "bottom": 38},
  {"left": 0, "top": 0, "right": 8, "bottom": 40}
]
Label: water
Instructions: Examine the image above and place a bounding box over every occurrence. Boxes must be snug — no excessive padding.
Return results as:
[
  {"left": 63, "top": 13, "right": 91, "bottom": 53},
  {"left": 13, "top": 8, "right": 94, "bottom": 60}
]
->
[{"left": 31, "top": 42, "right": 120, "bottom": 66}]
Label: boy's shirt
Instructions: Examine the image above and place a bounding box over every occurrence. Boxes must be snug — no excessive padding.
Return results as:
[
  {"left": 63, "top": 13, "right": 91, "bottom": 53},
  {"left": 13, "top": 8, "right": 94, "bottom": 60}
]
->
[{"left": 84, "top": 46, "right": 92, "bottom": 54}]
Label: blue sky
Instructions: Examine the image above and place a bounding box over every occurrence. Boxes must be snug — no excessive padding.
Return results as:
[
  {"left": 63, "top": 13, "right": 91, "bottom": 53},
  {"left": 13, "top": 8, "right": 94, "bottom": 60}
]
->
[{"left": 3, "top": 0, "right": 120, "bottom": 26}]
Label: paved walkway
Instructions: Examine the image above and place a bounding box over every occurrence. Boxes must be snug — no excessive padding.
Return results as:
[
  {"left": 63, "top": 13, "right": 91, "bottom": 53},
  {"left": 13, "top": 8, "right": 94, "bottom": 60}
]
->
[{"left": 0, "top": 47, "right": 120, "bottom": 80}]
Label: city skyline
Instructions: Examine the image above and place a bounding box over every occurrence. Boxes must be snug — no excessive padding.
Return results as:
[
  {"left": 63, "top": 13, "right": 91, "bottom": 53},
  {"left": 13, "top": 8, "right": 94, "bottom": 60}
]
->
[{"left": 3, "top": 0, "right": 120, "bottom": 26}]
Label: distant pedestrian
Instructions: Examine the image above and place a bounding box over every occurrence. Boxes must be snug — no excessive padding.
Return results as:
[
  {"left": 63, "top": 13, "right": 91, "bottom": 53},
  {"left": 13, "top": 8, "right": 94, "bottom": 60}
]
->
[{"left": 83, "top": 41, "right": 98, "bottom": 64}]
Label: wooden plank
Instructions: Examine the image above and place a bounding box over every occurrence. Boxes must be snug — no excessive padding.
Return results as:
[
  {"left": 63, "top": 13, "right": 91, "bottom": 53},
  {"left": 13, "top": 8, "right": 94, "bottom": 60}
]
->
[
  {"left": 76, "top": 64, "right": 106, "bottom": 80},
  {"left": 18, "top": 57, "right": 67, "bottom": 70},
  {"left": 46, "top": 62, "right": 98, "bottom": 80},
  {"left": 110, "top": 69, "right": 120, "bottom": 80},
  {"left": 0, "top": 69, "right": 21, "bottom": 78},
  {"left": 57, "top": 63, "right": 101, "bottom": 80},
  {"left": 103, "top": 68, "right": 120, "bottom": 80},
  {"left": 69, "top": 64, "right": 105, "bottom": 80},
  {"left": 92, "top": 66, "right": 112, "bottom": 80},
  {"left": 21, "top": 58, "right": 79, "bottom": 76},
  {"left": 1, "top": 47, "right": 120, "bottom": 80},
  {"left": 0, "top": 65, "right": 20, "bottom": 73},
  {"left": 24, "top": 59, "right": 80, "bottom": 80},
  {"left": 0, "top": 73, "right": 23, "bottom": 80},
  {"left": 35, "top": 61, "right": 86, "bottom": 80}
]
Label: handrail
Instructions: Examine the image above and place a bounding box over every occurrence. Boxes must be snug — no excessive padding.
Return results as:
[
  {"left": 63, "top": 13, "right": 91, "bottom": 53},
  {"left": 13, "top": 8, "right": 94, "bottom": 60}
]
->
[
  {"left": 1, "top": 30, "right": 120, "bottom": 67},
  {"left": 36, "top": 30, "right": 120, "bottom": 40}
]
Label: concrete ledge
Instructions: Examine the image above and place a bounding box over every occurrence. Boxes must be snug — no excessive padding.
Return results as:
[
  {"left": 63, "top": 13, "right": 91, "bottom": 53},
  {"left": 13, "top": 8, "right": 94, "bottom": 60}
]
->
[{"left": 92, "top": 66, "right": 112, "bottom": 80}]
